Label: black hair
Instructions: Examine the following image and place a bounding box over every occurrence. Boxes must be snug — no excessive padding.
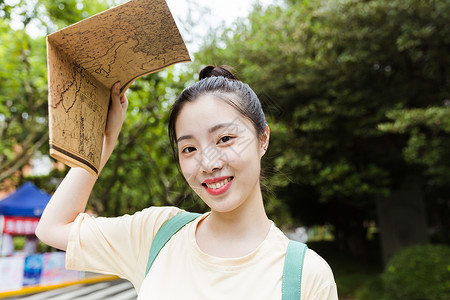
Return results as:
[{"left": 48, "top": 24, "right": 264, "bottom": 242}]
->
[{"left": 168, "top": 65, "right": 267, "bottom": 160}]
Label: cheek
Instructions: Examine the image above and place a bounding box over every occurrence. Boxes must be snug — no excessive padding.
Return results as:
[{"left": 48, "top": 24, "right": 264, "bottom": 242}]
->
[
  {"left": 179, "top": 157, "right": 198, "bottom": 183},
  {"left": 226, "top": 141, "right": 261, "bottom": 169}
]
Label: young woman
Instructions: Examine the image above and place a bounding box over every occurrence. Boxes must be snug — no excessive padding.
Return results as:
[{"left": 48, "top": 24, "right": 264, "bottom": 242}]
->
[{"left": 36, "top": 66, "right": 338, "bottom": 299}]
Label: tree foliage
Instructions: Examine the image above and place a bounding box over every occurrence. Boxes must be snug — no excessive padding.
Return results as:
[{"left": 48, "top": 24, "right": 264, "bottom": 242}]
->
[
  {"left": 196, "top": 0, "right": 450, "bottom": 244},
  {"left": 1, "top": 0, "right": 448, "bottom": 250},
  {"left": 0, "top": 0, "right": 111, "bottom": 184},
  {"left": 0, "top": 22, "right": 48, "bottom": 183}
]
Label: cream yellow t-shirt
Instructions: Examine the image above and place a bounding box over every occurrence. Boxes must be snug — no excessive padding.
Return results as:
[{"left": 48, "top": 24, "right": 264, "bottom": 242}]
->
[{"left": 66, "top": 206, "right": 338, "bottom": 299}]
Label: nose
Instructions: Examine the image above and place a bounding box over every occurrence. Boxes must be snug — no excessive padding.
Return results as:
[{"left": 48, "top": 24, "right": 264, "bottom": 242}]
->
[{"left": 198, "top": 148, "right": 225, "bottom": 174}]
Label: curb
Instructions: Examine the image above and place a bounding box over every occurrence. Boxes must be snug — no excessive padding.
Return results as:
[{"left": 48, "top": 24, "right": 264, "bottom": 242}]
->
[{"left": 0, "top": 275, "right": 120, "bottom": 298}]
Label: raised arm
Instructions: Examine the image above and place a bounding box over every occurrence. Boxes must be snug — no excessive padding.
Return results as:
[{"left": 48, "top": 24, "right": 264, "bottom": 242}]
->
[{"left": 35, "top": 82, "right": 128, "bottom": 250}]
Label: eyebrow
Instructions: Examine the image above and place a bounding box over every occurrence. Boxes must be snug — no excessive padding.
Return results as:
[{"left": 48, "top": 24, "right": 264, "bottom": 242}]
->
[
  {"left": 176, "top": 122, "right": 239, "bottom": 143},
  {"left": 208, "top": 122, "right": 239, "bottom": 134},
  {"left": 176, "top": 134, "right": 193, "bottom": 143}
]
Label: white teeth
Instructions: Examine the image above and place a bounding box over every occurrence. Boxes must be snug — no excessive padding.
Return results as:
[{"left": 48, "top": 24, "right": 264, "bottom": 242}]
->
[{"left": 205, "top": 177, "right": 231, "bottom": 189}]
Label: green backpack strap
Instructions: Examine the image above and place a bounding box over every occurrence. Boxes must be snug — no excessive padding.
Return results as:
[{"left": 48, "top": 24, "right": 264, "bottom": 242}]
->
[
  {"left": 145, "top": 211, "right": 201, "bottom": 276},
  {"left": 145, "top": 212, "right": 307, "bottom": 300},
  {"left": 282, "top": 240, "right": 308, "bottom": 300}
]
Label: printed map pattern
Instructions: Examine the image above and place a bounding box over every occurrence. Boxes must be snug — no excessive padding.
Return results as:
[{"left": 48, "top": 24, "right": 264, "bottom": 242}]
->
[{"left": 47, "top": 0, "right": 190, "bottom": 175}]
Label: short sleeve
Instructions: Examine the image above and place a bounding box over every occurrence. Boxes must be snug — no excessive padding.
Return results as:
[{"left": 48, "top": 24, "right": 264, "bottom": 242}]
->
[
  {"left": 66, "top": 206, "right": 183, "bottom": 289},
  {"left": 301, "top": 249, "right": 339, "bottom": 300}
]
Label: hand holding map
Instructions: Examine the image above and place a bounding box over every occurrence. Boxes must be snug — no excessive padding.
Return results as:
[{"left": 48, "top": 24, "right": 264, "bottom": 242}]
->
[{"left": 47, "top": 0, "right": 190, "bottom": 176}]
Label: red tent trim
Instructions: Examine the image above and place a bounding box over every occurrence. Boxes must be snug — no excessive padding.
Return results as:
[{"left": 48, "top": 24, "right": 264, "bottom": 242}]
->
[{"left": 2, "top": 216, "right": 39, "bottom": 235}]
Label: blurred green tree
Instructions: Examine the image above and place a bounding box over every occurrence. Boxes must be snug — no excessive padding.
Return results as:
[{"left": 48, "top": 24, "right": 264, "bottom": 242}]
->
[
  {"left": 0, "top": 21, "right": 48, "bottom": 183},
  {"left": 0, "top": 0, "right": 201, "bottom": 215},
  {"left": 0, "top": 0, "right": 110, "bottom": 183},
  {"left": 196, "top": 0, "right": 449, "bottom": 261}
]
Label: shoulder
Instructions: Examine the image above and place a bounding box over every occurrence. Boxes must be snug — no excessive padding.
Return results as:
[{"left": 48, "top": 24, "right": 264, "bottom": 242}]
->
[
  {"left": 304, "top": 248, "right": 334, "bottom": 278},
  {"left": 74, "top": 206, "right": 185, "bottom": 240},
  {"left": 302, "top": 248, "right": 338, "bottom": 299},
  {"left": 108, "top": 206, "right": 183, "bottom": 234},
  {"left": 259, "top": 224, "right": 338, "bottom": 299},
  {"left": 135, "top": 206, "right": 186, "bottom": 238},
  {"left": 124, "top": 206, "right": 185, "bottom": 227},
  {"left": 95, "top": 206, "right": 183, "bottom": 222}
]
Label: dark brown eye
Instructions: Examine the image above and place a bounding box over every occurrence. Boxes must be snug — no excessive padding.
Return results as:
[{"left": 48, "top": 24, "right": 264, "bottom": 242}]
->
[
  {"left": 182, "top": 146, "right": 196, "bottom": 153},
  {"left": 218, "top": 136, "right": 233, "bottom": 144}
]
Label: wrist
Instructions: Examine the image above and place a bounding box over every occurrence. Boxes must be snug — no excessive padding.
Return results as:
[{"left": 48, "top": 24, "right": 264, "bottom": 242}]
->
[
  {"left": 70, "top": 166, "right": 99, "bottom": 181},
  {"left": 99, "top": 135, "right": 118, "bottom": 174}
]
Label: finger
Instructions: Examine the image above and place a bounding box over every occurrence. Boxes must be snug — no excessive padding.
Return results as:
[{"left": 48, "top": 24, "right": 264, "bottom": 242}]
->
[
  {"left": 112, "top": 81, "right": 121, "bottom": 91},
  {"left": 111, "top": 82, "right": 121, "bottom": 101},
  {"left": 110, "top": 83, "right": 124, "bottom": 111},
  {"left": 120, "top": 94, "right": 129, "bottom": 111}
]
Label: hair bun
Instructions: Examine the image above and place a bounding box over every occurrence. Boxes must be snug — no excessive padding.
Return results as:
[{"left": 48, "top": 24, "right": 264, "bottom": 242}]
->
[{"left": 198, "top": 65, "right": 239, "bottom": 81}]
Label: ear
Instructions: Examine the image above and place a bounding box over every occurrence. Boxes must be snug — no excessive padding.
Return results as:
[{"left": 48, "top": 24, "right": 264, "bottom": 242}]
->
[{"left": 259, "top": 124, "right": 270, "bottom": 157}]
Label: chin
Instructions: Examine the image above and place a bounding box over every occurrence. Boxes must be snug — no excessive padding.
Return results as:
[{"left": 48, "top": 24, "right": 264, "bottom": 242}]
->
[{"left": 204, "top": 198, "right": 243, "bottom": 214}]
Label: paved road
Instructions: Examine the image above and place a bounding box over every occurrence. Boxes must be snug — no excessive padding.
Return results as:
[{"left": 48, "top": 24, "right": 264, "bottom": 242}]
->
[{"left": 2, "top": 280, "right": 137, "bottom": 300}]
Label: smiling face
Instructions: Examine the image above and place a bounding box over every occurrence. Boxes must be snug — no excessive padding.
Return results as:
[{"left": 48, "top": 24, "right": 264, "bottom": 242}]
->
[{"left": 175, "top": 94, "right": 269, "bottom": 214}]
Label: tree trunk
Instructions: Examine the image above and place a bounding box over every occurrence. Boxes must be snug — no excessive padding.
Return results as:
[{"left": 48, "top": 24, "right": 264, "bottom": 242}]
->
[{"left": 376, "top": 179, "right": 428, "bottom": 265}]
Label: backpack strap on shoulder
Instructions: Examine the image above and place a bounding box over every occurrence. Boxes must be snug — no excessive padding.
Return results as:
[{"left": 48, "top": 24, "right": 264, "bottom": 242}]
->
[
  {"left": 282, "top": 240, "right": 308, "bottom": 300},
  {"left": 145, "top": 211, "right": 201, "bottom": 276}
]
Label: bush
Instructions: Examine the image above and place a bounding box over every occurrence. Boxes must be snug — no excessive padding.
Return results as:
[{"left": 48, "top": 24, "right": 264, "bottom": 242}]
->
[
  {"left": 355, "top": 277, "right": 387, "bottom": 300},
  {"left": 382, "top": 244, "right": 450, "bottom": 300}
]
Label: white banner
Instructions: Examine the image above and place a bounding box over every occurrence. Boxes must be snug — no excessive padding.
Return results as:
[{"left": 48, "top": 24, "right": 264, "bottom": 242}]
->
[
  {"left": 0, "top": 256, "right": 25, "bottom": 292},
  {"left": 40, "top": 252, "right": 80, "bottom": 285}
]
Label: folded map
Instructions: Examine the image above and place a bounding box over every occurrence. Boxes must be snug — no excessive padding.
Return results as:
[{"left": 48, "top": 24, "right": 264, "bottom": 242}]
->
[{"left": 47, "top": 0, "right": 190, "bottom": 176}]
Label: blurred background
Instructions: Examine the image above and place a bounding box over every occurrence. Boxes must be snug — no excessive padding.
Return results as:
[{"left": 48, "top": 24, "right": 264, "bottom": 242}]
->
[{"left": 0, "top": 0, "right": 449, "bottom": 299}]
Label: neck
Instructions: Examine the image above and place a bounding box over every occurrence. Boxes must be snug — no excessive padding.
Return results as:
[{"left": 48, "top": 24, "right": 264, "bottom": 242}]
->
[
  {"left": 195, "top": 184, "right": 272, "bottom": 257},
  {"left": 212, "top": 179, "right": 268, "bottom": 231},
  {"left": 209, "top": 198, "right": 268, "bottom": 237}
]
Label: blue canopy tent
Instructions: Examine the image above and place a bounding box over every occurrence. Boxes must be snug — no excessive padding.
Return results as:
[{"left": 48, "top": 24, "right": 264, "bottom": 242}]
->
[{"left": 0, "top": 182, "right": 51, "bottom": 217}]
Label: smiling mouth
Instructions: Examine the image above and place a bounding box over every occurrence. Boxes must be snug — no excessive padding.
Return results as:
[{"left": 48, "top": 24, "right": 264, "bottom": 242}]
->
[{"left": 202, "top": 176, "right": 234, "bottom": 190}]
